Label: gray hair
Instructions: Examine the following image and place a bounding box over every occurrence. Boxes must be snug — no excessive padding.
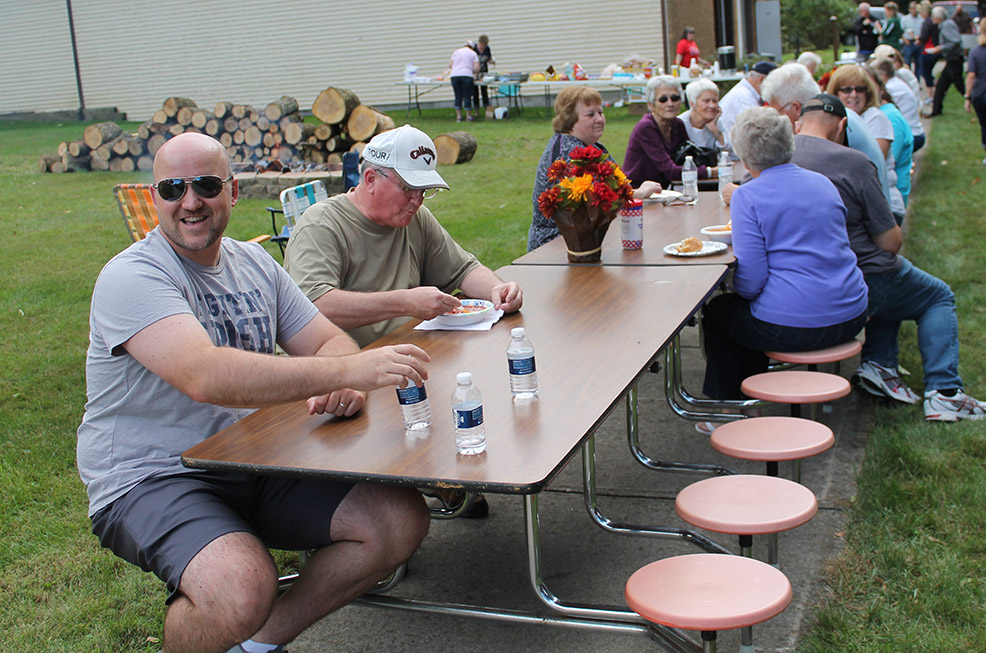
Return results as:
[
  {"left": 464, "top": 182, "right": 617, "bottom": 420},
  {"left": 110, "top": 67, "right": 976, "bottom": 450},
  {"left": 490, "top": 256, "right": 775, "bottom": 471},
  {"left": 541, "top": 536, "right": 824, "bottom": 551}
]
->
[
  {"left": 730, "top": 106, "right": 794, "bottom": 171},
  {"left": 646, "top": 75, "right": 682, "bottom": 104},
  {"left": 797, "top": 51, "right": 822, "bottom": 70},
  {"left": 684, "top": 78, "right": 719, "bottom": 106},
  {"left": 931, "top": 5, "right": 946, "bottom": 19},
  {"left": 761, "top": 63, "right": 820, "bottom": 108}
]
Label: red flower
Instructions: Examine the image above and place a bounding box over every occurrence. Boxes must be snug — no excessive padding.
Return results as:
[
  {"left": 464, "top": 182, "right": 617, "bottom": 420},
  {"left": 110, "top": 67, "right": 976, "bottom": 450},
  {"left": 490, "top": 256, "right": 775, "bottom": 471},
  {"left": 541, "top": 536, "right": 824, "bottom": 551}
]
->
[
  {"left": 537, "top": 186, "right": 561, "bottom": 219},
  {"left": 547, "top": 159, "right": 570, "bottom": 181},
  {"left": 569, "top": 145, "right": 604, "bottom": 163},
  {"left": 590, "top": 182, "right": 619, "bottom": 208}
]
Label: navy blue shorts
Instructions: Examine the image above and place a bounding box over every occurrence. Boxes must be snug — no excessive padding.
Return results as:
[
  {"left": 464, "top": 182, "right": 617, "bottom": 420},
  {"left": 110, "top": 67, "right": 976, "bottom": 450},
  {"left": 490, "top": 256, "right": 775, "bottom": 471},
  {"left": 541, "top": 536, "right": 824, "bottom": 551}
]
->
[{"left": 91, "top": 471, "right": 353, "bottom": 602}]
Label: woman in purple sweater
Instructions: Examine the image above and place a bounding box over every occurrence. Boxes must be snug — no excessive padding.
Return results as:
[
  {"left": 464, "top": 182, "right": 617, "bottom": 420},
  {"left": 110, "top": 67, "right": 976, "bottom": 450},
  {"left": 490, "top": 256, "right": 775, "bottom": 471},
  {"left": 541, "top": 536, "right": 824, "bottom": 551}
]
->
[
  {"left": 701, "top": 106, "right": 868, "bottom": 400},
  {"left": 623, "top": 76, "right": 717, "bottom": 187}
]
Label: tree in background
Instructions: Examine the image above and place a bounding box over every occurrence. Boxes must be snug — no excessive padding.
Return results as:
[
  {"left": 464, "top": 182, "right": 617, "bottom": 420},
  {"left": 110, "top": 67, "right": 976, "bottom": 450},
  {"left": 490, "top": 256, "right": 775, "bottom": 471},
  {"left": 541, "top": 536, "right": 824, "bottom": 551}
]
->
[{"left": 781, "top": 0, "right": 857, "bottom": 54}]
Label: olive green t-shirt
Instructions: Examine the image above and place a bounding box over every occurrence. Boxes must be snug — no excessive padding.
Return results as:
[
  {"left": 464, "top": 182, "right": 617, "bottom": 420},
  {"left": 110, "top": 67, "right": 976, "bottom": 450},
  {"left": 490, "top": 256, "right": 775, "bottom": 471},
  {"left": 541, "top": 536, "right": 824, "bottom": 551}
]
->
[{"left": 284, "top": 193, "right": 480, "bottom": 347}]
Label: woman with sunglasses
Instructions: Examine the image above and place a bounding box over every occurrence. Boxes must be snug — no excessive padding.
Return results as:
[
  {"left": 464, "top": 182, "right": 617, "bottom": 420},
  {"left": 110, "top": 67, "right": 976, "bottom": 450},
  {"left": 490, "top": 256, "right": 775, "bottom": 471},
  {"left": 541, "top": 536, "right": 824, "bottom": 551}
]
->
[
  {"left": 527, "top": 86, "right": 661, "bottom": 251},
  {"left": 828, "top": 65, "right": 895, "bottom": 160},
  {"left": 623, "top": 76, "right": 718, "bottom": 190}
]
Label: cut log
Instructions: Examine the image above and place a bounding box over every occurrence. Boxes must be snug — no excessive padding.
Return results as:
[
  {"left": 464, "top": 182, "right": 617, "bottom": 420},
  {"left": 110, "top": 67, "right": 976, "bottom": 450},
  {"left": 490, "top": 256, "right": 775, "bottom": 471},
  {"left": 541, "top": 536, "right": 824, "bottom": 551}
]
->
[
  {"left": 90, "top": 154, "right": 109, "bottom": 171},
  {"left": 62, "top": 151, "right": 91, "bottom": 172},
  {"left": 49, "top": 159, "right": 66, "bottom": 173},
  {"left": 39, "top": 152, "right": 61, "bottom": 172},
  {"left": 350, "top": 142, "right": 366, "bottom": 154},
  {"left": 279, "top": 114, "right": 303, "bottom": 130},
  {"left": 238, "top": 117, "right": 253, "bottom": 131},
  {"left": 219, "top": 132, "right": 233, "bottom": 147},
  {"left": 204, "top": 118, "right": 222, "bottom": 136},
  {"left": 68, "top": 140, "right": 91, "bottom": 157},
  {"left": 57, "top": 141, "right": 70, "bottom": 157},
  {"left": 263, "top": 131, "right": 276, "bottom": 148},
  {"left": 176, "top": 106, "right": 195, "bottom": 126},
  {"left": 137, "top": 121, "right": 152, "bottom": 139},
  {"left": 265, "top": 95, "right": 299, "bottom": 121},
  {"left": 190, "top": 110, "right": 210, "bottom": 129},
  {"left": 323, "top": 135, "right": 354, "bottom": 152},
  {"left": 112, "top": 135, "right": 134, "bottom": 156},
  {"left": 162, "top": 97, "right": 196, "bottom": 117},
  {"left": 83, "top": 122, "right": 123, "bottom": 149},
  {"left": 434, "top": 131, "right": 478, "bottom": 165},
  {"left": 244, "top": 125, "right": 263, "bottom": 147},
  {"left": 152, "top": 109, "right": 169, "bottom": 125},
  {"left": 311, "top": 87, "right": 360, "bottom": 124},
  {"left": 314, "top": 123, "right": 336, "bottom": 141},
  {"left": 256, "top": 116, "right": 270, "bottom": 131},
  {"left": 233, "top": 130, "right": 245, "bottom": 145},
  {"left": 231, "top": 104, "right": 247, "bottom": 119},
  {"left": 128, "top": 138, "right": 145, "bottom": 157},
  {"left": 109, "top": 156, "right": 135, "bottom": 173},
  {"left": 346, "top": 105, "right": 393, "bottom": 141},
  {"left": 147, "top": 133, "right": 168, "bottom": 156},
  {"left": 283, "top": 122, "right": 317, "bottom": 145},
  {"left": 95, "top": 144, "right": 112, "bottom": 161},
  {"left": 136, "top": 155, "right": 154, "bottom": 171},
  {"left": 214, "top": 101, "right": 233, "bottom": 119},
  {"left": 223, "top": 116, "right": 239, "bottom": 133},
  {"left": 168, "top": 124, "right": 185, "bottom": 136},
  {"left": 327, "top": 152, "right": 343, "bottom": 165}
]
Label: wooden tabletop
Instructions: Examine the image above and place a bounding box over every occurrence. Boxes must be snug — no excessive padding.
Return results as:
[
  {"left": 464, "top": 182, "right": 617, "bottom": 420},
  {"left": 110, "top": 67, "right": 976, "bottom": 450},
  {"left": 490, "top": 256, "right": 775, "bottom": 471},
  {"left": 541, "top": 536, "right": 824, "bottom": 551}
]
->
[
  {"left": 183, "top": 264, "right": 726, "bottom": 495},
  {"left": 513, "top": 191, "right": 735, "bottom": 267}
]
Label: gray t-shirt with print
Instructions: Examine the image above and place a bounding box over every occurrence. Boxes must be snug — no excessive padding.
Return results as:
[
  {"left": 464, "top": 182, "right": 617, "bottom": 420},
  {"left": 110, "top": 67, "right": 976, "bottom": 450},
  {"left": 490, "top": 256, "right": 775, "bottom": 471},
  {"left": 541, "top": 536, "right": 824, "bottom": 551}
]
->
[{"left": 77, "top": 229, "right": 318, "bottom": 516}]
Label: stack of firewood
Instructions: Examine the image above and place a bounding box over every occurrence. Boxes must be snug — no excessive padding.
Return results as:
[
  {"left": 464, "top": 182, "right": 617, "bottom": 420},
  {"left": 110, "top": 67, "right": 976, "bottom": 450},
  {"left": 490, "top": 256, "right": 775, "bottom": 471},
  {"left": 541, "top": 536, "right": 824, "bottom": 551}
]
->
[{"left": 39, "top": 88, "right": 395, "bottom": 173}]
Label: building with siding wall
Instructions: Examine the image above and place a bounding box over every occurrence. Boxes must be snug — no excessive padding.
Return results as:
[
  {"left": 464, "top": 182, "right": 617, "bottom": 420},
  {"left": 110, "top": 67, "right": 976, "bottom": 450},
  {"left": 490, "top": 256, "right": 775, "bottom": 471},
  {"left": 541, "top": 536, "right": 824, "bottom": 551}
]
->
[{"left": 2, "top": 0, "right": 675, "bottom": 121}]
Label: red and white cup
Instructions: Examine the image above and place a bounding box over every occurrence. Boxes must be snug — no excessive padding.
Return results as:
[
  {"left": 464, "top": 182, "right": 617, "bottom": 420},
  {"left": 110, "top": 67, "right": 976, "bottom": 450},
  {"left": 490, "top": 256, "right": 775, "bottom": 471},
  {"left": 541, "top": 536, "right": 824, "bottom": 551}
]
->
[{"left": 620, "top": 200, "right": 644, "bottom": 250}]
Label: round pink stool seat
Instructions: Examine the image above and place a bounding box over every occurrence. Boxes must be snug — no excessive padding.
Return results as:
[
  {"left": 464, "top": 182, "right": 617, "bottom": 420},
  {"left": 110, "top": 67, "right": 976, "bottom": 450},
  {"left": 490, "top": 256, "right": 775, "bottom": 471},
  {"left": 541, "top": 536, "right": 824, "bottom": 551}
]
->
[
  {"left": 626, "top": 554, "right": 792, "bottom": 631},
  {"left": 741, "top": 370, "right": 850, "bottom": 404},
  {"left": 676, "top": 475, "right": 817, "bottom": 535},
  {"left": 710, "top": 416, "right": 834, "bottom": 462},
  {"left": 765, "top": 339, "right": 862, "bottom": 365}
]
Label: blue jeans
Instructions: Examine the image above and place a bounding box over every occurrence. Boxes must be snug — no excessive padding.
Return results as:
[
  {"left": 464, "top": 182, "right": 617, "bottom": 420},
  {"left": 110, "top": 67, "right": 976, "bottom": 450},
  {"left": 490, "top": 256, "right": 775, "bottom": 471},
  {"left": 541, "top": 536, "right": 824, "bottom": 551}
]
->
[
  {"left": 862, "top": 258, "right": 962, "bottom": 391},
  {"left": 702, "top": 293, "right": 867, "bottom": 399},
  {"left": 902, "top": 43, "right": 921, "bottom": 71}
]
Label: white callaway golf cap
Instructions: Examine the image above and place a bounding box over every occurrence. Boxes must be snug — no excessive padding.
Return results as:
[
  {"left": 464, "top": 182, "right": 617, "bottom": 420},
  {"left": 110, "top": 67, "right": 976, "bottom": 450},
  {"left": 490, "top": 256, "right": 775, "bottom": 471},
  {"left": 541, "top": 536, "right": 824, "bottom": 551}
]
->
[{"left": 362, "top": 125, "right": 449, "bottom": 190}]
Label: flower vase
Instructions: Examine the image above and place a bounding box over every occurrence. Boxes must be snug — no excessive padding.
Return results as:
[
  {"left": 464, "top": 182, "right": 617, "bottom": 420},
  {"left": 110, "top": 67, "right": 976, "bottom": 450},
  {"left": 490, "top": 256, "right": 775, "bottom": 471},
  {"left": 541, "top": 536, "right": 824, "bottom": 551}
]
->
[{"left": 552, "top": 204, "right": 619, "bottom": 263}]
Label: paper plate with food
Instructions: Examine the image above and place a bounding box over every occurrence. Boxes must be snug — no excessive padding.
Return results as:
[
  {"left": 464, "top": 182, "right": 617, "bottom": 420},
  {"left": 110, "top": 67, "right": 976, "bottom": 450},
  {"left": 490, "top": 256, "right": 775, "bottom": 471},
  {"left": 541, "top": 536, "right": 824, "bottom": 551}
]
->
[
  {"left": 434, "top": 299, "right": 495, "bottom": 326},
  {"left": 663, "top": 237, "right": 729, "bottom": 257}
]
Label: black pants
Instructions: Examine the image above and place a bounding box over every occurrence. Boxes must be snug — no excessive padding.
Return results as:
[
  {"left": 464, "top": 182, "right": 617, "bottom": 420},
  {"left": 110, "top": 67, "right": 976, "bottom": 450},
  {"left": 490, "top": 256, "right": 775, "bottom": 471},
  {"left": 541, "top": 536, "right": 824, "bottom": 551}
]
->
[
  {"left": 472, "top": 83, "right": 490, "bottom": 108},
  {"left": 973, "top": 95, "right": 986, "bottom": 148},
  {"left": 932, "top": 59, "right": 965, "bottom": 115}
]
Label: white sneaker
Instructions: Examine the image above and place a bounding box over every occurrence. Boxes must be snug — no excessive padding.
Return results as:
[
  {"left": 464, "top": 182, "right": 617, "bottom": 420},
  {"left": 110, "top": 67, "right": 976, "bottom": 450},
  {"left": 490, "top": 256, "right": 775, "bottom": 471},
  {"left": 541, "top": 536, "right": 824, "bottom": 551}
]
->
[
  {"left": 854, "top": 361, "right": 921, "bottom": 404},
  {"left": 924, "top": 390, "right": 986, "bottom": 422}
]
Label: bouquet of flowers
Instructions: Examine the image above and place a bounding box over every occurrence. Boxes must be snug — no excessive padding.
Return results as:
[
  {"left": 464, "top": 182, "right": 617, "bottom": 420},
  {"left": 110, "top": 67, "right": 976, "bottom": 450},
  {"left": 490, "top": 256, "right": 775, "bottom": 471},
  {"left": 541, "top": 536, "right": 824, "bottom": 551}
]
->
[{"left": 537, "top": 146, "right": 635, "bottom": 262}]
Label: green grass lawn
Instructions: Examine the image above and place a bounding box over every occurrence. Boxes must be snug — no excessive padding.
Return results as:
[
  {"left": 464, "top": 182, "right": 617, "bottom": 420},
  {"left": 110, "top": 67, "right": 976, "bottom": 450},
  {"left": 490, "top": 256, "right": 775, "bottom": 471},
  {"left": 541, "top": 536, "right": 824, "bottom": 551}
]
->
[{"left": 1, "top": 92, "right": 984, "bottom": 650}]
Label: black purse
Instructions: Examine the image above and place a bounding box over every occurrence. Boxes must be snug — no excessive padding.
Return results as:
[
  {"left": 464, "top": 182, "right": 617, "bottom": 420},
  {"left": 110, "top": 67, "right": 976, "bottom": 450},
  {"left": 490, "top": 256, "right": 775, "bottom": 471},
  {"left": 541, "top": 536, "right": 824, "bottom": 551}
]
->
[{"left": 673, "top": 140, "right": 718, "bottom": 168}]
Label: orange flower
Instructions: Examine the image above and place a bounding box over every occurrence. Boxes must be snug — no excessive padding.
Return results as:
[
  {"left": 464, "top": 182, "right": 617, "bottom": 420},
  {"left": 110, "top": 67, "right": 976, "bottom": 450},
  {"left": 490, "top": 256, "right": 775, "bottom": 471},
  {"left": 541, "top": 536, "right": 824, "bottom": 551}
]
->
[{"left": 559, "top": 174, "right": 594, "bottom": 202}]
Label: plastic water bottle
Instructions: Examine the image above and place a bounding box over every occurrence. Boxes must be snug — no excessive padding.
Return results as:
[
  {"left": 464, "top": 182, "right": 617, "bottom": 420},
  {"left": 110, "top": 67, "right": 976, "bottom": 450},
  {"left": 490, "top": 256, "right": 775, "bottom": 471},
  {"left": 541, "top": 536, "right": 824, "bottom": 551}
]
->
[
  {"left": 717, "top": 150, "right": 733, "bottom": 205},
  {"left": 451, "top": 372, "right": 486, "bottom": 455},
  {"left": 396, "top": 383, "right": 431, "bottom": 432},
  {"left": 507, "top": 327, "right": 538, "bottom": 399},
  {"left": 681, "top": 155, "right": 698, "bottom": 202}
]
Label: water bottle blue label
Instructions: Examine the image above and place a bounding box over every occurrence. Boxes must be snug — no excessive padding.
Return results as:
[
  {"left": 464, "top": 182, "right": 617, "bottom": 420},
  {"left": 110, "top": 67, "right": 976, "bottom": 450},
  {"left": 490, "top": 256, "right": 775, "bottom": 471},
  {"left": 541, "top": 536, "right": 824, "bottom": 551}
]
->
[
  {"left": 455, "top": 403, "right": 484, "bottom": 428},
  {"left": 508, "top": 357, "right": 536, "bottom": 375},
  {"left": 396, "top": 385, "right": 426, "bottom": 405}
]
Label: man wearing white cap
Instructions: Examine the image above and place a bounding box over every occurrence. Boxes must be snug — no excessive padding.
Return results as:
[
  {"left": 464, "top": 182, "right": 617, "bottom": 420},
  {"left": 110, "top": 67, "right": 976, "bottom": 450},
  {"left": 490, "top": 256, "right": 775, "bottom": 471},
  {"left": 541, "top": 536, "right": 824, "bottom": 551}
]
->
[{"left": 285, "top": 125, "right": 523, "bottom": 349}]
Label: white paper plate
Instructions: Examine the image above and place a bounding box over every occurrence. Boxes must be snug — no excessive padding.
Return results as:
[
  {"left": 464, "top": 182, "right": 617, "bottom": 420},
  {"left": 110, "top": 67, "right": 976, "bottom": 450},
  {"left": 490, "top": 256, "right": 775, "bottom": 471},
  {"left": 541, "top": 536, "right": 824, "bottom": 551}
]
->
[
  {"left": 662, "top": 240, "right": 729, "bottom": 257},
  {"left": 644, "top": 189, "right": 683, "bottom": 203},
  {"left": 434, "top": 299, "right": 495, "bottom": 326}
]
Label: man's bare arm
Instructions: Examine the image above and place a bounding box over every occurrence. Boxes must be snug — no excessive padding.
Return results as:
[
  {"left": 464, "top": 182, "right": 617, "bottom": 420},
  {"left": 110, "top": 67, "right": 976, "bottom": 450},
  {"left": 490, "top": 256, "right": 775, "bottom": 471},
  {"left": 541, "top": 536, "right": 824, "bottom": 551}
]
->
[
  {"left": 459, "top": 265, "right": 523, "bottom": 313},
  {"left": 123, "top": 313, "right": 429, "bottom": 408},
  {"left": 313, "top": 287, "right": 462, "bottom": 330}
]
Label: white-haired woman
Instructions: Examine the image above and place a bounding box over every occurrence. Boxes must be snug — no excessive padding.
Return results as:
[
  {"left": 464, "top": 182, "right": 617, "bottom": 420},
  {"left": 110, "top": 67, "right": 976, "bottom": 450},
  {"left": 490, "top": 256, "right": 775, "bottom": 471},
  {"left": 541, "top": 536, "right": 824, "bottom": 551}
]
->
[
  {"left": 700, "top": 107, "right": 867, "bottom": 401},
  {"left": 680, "top": 78, "right": 735, "bottom": 160},
  {"left": 623, "top": 76, "right": 717, "bottom": 187}
]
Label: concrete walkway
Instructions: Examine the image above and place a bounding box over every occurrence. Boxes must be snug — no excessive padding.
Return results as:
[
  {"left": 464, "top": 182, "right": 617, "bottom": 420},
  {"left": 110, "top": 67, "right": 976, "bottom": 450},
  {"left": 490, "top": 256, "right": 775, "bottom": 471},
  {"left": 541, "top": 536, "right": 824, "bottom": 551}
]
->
[{"left": 291, "top": 325, "right": 872, "bottom": 652}]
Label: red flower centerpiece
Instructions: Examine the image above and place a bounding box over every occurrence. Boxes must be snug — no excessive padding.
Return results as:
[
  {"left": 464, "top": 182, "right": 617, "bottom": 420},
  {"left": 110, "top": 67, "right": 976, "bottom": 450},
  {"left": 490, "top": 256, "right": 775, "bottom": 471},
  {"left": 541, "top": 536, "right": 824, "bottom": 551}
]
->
[{"left": 538, "top": 146, "right": 635, "bottom": 262}]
